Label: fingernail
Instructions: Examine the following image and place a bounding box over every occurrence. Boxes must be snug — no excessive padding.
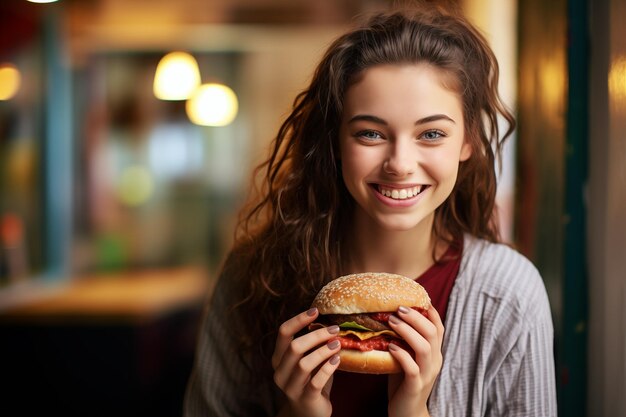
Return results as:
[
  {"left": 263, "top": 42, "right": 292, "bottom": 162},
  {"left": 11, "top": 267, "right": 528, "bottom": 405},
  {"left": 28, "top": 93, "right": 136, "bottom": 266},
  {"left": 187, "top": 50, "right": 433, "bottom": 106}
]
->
[
  {"left": 388, "top": 315, "right": 400, "bottom": 325},
  {"left": 398, "top": 306, "right": 410, "bottom": 314},
  {"left": 388, "top": 343, "right": 399, "bottom": 351},
  {"left": 306, "top": 308, "right": 317, "bottom": 317},
  {"left": 330, "top": 354, "right": 340, "bottom": 365},
  {"left": 327, "top": 340, "right": 340, "bottom": 350},
  {"left": 327, "top": 325, "right": 340, "bottom": 334}
]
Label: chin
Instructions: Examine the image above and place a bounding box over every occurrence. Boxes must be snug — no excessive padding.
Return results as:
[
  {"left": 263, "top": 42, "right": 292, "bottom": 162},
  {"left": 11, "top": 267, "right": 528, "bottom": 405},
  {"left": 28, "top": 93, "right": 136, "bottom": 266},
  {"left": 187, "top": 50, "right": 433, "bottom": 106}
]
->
[
  {"left": 350, "top": 195, "right": 437, "bottom": 233},
  {"left": 371, "top": 212, "right": 433, "bottom": 233}
]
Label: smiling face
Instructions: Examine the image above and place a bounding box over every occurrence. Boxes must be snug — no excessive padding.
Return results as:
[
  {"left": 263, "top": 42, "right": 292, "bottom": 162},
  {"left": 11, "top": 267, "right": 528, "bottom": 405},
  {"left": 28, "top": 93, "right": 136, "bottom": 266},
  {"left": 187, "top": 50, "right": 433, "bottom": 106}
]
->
[{"left": 339, "top": 63, "right": 472, "bottom": 233}]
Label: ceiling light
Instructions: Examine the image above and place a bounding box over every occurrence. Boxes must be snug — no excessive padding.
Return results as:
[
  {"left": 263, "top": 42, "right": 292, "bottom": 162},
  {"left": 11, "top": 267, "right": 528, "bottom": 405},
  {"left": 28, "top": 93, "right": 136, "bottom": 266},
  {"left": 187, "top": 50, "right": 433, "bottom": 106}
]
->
[
  {"left": 153, "top": 52, "right": 201, "bottom": 101},
  {"left": 186, "top": 83, "right": 238, "bottom": 126}
]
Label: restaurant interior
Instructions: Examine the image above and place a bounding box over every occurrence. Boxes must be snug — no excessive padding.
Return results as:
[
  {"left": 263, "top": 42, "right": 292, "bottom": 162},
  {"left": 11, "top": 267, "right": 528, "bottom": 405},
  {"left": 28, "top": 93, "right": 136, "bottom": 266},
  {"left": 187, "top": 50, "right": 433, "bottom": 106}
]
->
[{"left": 0, "top": 0, "right": 624, "bottom": 416}]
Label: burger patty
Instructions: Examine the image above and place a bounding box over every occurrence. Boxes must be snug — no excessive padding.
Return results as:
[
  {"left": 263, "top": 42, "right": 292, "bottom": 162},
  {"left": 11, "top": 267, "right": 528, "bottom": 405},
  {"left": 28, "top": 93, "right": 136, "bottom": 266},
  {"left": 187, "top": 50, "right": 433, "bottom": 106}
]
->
[{"left": 323, "top": 313, "right": 391, "bottom": 332}]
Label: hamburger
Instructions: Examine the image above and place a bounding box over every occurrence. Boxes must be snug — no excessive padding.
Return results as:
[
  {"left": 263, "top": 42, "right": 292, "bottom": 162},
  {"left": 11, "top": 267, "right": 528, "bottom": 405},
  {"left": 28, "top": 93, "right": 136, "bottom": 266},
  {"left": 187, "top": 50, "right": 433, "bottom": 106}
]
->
[{"left": 310, "top": 272, "right": 431, "bottom": 374}]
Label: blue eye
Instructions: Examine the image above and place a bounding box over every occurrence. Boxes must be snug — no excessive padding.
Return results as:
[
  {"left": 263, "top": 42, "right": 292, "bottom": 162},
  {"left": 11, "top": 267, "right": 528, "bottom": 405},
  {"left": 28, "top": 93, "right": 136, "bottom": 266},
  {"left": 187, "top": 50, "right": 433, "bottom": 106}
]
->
[
  {"left": 356, "top": 130, "right": 383, "bottom": 141},
  {"left": 421, "top": 129, "right": 445, "bottom": 141}
]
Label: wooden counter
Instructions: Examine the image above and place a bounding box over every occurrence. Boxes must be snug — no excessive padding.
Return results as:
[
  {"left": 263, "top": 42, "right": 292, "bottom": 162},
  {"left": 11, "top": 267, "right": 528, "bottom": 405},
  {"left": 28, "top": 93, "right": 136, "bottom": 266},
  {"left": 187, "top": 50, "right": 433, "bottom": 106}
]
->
[{"left": 0, "top": 266, "right": 212, "bottom": 324}]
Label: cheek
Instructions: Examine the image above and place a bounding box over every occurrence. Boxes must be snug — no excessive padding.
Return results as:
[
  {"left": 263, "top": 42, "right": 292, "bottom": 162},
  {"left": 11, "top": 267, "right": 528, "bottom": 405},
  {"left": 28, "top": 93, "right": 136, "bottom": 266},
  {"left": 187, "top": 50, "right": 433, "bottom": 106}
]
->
[
  {"left": 424, "top": 148, "right": 462, "bottom": 179},
  {"left": 340, "top": 144, "right": 377, "bottom": 178},
  {"left": 341, "top": 155, "right": 365, "bottom": 191}
]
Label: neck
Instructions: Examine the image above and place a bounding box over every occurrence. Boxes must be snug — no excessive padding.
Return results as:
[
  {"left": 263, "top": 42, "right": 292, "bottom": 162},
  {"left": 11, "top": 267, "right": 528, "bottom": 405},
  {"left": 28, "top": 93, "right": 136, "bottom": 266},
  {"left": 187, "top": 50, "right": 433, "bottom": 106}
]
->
[{"left": 342, "top": 212, "right": 444, "bottom": 279}]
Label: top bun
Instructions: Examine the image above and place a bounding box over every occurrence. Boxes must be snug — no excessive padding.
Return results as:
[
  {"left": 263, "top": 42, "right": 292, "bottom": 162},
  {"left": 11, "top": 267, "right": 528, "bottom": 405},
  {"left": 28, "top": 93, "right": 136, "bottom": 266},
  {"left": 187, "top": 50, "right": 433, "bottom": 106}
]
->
[{"left": 312, "top": 272, "right": 431, "bottom": 315}]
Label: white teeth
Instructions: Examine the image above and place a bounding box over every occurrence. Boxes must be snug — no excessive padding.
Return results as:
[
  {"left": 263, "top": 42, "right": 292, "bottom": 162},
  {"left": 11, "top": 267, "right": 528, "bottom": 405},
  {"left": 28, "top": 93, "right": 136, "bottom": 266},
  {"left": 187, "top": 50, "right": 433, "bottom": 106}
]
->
[{"left": 378, "top": 185, "right": 426, "bottom": 200}]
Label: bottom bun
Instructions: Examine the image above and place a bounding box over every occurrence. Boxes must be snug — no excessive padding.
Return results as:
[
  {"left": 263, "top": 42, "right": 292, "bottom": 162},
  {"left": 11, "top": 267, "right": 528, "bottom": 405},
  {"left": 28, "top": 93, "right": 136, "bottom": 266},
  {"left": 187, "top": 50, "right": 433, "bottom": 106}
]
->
[{"left": 338, "top": 349, "right": 402, "bottom": 374}]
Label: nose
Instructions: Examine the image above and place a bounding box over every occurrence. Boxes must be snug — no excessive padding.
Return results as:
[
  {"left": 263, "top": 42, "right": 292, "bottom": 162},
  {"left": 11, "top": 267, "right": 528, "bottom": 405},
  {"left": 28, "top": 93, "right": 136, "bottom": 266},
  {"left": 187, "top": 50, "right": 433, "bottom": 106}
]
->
[{"left": 383, "top": 140, "right": 417, "bottom": 177}]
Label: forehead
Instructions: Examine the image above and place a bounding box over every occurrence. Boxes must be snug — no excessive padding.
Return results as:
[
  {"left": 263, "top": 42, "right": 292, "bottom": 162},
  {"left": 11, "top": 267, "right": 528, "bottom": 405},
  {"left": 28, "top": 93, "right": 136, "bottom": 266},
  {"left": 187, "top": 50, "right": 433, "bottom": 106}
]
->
[
  {"left": 342, "top": 64, "right": 463, "bottom": 120},
  {"left": 349, "top": 63, "right": 460, "bottom": 92}
]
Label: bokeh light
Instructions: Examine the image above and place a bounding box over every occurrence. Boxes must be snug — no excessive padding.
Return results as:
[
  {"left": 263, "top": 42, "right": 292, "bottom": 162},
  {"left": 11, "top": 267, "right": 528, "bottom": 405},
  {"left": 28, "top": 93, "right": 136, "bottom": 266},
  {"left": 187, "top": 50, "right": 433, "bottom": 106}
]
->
[
  {"left": 116, "top": 166, "right": 155, "bottom": 207},
  {"left": 153, "top": 52, "right": 201, "bottom": 101},
  {"left": 0, "top": 64, "right": 21, "bottom": 101},
  {"left": 185, "top": 83, "right": 238, "bottom": 126}
]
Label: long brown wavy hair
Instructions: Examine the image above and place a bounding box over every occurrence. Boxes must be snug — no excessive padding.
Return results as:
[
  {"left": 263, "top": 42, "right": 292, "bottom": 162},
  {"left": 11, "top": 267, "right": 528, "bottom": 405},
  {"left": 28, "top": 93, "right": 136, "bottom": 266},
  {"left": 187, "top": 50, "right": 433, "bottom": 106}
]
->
[{"left": 222, "top": 5, "right": 515, "bottom": 375}]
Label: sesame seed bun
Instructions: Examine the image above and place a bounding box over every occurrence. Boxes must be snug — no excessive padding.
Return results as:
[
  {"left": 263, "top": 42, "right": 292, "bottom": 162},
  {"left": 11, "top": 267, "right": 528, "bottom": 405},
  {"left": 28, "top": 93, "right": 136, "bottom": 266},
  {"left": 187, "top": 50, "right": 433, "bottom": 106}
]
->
[
  {"left": 311, "top": 272, "right": 431, "bottom": 315},
  {"left": 310, "top": 272, "right": 431, "bottom": 374}
]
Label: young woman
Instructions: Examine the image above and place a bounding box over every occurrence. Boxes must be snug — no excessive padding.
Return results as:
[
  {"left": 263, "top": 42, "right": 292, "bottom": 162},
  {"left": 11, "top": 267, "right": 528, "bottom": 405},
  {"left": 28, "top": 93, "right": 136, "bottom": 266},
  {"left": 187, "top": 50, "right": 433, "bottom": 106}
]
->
[{"left": 184, "top": 6, "right": 556, "bottom": 417}]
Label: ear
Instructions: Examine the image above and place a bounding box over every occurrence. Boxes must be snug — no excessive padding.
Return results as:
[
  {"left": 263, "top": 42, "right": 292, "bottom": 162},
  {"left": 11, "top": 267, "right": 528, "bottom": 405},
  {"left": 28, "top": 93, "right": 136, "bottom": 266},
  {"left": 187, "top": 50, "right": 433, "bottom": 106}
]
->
[{"left": 459, "top": 140, "right": 473, "bottom": 162}]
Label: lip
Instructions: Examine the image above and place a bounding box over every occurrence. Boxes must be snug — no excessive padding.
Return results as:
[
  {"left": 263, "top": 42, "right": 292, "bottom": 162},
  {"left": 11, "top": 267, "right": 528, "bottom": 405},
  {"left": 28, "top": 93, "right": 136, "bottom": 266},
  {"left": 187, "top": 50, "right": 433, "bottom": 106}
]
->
[{"left": 369, "top": 183, "right": 429, "bottom": 207}]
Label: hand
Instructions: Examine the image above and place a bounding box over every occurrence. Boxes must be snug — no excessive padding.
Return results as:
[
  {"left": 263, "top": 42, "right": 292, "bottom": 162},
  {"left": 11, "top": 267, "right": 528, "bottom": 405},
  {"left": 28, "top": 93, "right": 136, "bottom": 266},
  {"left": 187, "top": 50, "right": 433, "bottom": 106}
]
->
[
  {"left": 386, "top": 306, "right": 445, "bottom": 417},
  {"left": 272, "top": 308, "right": 342, "bottom": 417}
]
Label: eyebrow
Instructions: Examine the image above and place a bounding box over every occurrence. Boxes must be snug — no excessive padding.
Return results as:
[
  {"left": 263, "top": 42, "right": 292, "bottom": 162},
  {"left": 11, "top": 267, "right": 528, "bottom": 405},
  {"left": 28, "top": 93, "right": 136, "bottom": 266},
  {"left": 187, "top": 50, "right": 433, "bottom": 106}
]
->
[{"left": 347, "top": 114, "right": 456, "bottom": 125}]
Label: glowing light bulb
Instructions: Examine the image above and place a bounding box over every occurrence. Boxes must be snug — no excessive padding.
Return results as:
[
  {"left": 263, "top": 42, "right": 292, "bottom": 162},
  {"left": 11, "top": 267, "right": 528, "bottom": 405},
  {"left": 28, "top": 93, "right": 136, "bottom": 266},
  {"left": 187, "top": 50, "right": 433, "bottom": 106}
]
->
[
  {"left": 0, "top": 64, "right": 21, "bottom": 101},
  {"left": 186, "top": 83, "right": 238, "bottom": 126},
  {"left": 153, "top": 52, "right": 201, "bottom": 100},
  {"left": 27, "top": 0, "right": 59, "bottom": 3}
]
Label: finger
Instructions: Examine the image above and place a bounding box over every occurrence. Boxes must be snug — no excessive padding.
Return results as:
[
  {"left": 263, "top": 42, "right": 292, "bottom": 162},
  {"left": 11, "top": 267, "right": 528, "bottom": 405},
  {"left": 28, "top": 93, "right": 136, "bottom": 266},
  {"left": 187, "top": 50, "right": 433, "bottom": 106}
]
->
[
  {"left": 388, "top": 311, "right": 431, "bottom": 346},
  {"left": 396, "top": 306, "right": 439, "bottom": 344},
  {"left": 273, "top": 326, "right": 340, "bottom": 388},
  {"left": 388, "top": 312, "right": 434, "bottom": 365},
  {"left": 425, "top": 306, "right": 445, "bottom": 344},
  {"left": 388, "top": 343, "right": 420, "bottom": 379},
  {"left": 275, "top": 332, "right": 340, "bottom": 386},
  {"left": 272, "top": 308, "right": 319, "bottom": 369},
  {"left": 284, "top": 338, "right": 341, "bottom": 390},
  {"left": 403, "top": 306, "right": 445, "bottom": 353},
  {"left": 305, "top": 354, "right": 341, "bottom": 398}
]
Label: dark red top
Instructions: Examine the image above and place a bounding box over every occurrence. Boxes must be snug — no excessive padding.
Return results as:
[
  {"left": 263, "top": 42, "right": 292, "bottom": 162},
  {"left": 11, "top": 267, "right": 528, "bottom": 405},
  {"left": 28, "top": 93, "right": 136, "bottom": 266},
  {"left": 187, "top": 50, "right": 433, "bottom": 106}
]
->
[{"left": 329, "top": 242, "right": 462, "bottom": 417}]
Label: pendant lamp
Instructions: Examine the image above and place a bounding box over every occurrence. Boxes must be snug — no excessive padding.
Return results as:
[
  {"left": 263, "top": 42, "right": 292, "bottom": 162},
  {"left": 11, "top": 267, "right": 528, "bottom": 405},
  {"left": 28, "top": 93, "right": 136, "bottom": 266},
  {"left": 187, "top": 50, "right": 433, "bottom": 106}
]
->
[
  {"left": 186, "top": 83, "right": 238, "bottom": 126},
  {"left": 153, "top": 52, "right": 201, "bottom": 101}
]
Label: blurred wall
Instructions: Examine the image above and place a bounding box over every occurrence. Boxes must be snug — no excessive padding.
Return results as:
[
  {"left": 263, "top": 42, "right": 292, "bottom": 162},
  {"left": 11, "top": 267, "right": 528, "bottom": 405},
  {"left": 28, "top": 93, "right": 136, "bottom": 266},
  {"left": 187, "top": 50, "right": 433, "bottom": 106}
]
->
[{"left": 588, "top": 0, "right": 626, "bottom": 415}]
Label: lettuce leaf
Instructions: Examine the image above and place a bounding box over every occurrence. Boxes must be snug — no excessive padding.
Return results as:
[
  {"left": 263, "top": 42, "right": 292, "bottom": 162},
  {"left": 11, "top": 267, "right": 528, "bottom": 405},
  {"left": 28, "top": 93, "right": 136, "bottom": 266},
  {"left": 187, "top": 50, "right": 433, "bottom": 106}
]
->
[{"left": 339, "top": 321, "right": 373, "bottom": 331}]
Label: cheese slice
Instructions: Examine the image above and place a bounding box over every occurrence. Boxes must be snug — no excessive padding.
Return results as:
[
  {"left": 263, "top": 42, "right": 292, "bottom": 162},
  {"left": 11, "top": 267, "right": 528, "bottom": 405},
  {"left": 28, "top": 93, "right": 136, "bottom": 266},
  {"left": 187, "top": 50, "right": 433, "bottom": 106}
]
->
[{"left": 337, "top": 329, "right": 399, "bottom": 340}]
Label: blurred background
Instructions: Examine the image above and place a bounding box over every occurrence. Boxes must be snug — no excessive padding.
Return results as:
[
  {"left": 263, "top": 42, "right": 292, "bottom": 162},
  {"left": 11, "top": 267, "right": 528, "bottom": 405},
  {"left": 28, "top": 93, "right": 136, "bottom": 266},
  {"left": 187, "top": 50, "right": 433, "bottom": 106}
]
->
[{"left": 0, "top": 0, "right": 624, "bottom": 416}]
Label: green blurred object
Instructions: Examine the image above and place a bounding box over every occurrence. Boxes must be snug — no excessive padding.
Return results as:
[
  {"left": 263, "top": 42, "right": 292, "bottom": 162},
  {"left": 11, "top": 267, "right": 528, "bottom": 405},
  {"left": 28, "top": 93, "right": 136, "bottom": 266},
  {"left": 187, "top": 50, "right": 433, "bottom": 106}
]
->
[{"left": 95, "top": 233, "right": 128, "bottom": 271}]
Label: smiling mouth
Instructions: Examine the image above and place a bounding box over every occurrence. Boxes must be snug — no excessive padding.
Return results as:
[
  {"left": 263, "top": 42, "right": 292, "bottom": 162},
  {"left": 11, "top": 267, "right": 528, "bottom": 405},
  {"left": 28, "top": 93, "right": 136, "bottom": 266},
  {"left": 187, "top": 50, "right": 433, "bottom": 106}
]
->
[{"left": 376, "top": 184, "right": 429, "bottom": 200}]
